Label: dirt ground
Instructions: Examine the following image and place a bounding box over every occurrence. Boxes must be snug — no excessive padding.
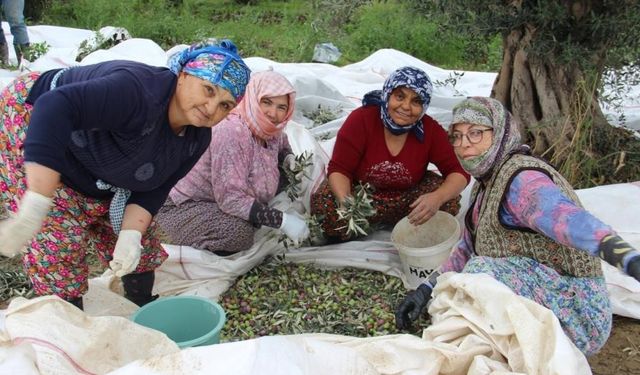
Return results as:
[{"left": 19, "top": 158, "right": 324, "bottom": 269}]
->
[{"left": 589, "top": 316, "right": 640, "bottom": 375}]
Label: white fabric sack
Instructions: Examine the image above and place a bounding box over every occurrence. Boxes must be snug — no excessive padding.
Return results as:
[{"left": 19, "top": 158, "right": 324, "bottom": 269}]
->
[
  {"left": 2, "top": 297, "right": 178, "bottom": 374},
  {"left": 0, "top": 274, "right": 590, "bottom": 375}
]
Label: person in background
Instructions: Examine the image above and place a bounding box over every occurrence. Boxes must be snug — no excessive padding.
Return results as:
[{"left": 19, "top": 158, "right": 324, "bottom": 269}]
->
[
  {"left": 395, "top": 96, "right": 640, "bottom": 356},
  {"left": 311, "top": 66, "right": 469, "bottom": 242},
  {"left": 0, "top": 0, "right": 30, "bottom": 65},
  {"left": 156, "top": 70, "right": 310, "bottom": 255},
  {"left": 0, "top": 40, "right": 251, "bottom": 309}
]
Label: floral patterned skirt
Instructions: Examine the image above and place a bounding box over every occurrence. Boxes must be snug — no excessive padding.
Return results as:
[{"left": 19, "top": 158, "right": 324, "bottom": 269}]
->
[
  {"left": 310, "top": 171, "right": 461, "bottom": 241},
  {"left": 0, "top": 72, "right": 167, "bottom": 300},
  {"left": 463, "top": 256, "right": 612, "bottom": 356}
]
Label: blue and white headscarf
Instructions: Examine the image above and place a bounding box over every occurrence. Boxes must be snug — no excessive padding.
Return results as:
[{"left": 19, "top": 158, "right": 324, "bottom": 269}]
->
[
  {"left": 168, "top": 39, "right": 251, "bottom": 102},
  {"left": 362, "top": 66, "right": 433, "bottom": 142}
]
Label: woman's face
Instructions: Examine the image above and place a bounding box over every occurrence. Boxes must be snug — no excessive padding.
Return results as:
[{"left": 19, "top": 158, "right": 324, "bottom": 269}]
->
[
  {"left": 259, "top": 94, "right": 289, "bottom": 124},
  {"left": 172, "top": 72, "right": 237, "bottom": 128},
  {"left": 451, "top": 123, "right": 494, "bottom": 160},
  {"left": 387, "top": 86, "right": 424, "bottom": 126}
]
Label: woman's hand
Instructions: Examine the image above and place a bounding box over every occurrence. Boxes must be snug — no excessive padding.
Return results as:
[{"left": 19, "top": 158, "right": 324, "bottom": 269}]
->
[
  {"left": 395, "top": 284, "right": 433, "bottom": 330},
  {"left": 0, "top": 163, "right": 60, "bottom": 257},
  {"left": 628, "top": 257, "right": 640, "bottom": 282},
  {"left": 408, "top": 192, "right": 442, "bottom": 225},
  {"left": 283, "top": 153, "right": 297, "bottom": 172},
  {"left": 0, "top": 163, "right": 62, "bottom": 256},
  {"left": 110, "top": 229, "right": 143, "bottom": 277},
  {"left": 0, "top": 191, "right": 53, "bottom": 257},
  {"left": 408, "top": 172, "right": 468, "bottom": 225},
  {"left": 280, "top": 212, "right": 310, "bottom": 246},
  {"left": 107, "top": 204, "right": 151, "bottom": 276},
  {"left": 328, "top": 172, "right": 352, "bottom": 207},
  {"left": 598, "top": 234, "right": 640, "bottom": 282}
]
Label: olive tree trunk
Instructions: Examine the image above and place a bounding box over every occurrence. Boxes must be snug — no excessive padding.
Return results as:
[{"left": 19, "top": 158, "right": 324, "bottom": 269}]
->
[{"left": 491, "top": 26, "right": 609, "bottom": 162}]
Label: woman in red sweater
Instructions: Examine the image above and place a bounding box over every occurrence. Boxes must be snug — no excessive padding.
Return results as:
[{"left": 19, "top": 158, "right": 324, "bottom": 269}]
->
[{"left": 311, "top": 66, "right": 469, "bottom": 241}]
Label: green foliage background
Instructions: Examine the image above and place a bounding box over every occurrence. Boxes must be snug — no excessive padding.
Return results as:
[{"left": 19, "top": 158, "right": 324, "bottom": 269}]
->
[
  {"left": 26, "top": 0, "right": 640, "bottom": 187},
  {"left": 410, "top": 0, "right": 640, "bottom": 70},
  {"left": 32, "top": 0, "right": 501, "bottom": 70}
]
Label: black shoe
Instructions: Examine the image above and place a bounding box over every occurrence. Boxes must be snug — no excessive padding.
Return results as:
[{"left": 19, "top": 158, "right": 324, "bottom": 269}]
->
[
  {"left": 212, "top": 249, "right": 235, "bottom": 257},
  {"left": 122, "top": 271, "right": 159, "bottom": 307},
  {"left": 0, "top": 43, "right": 8, "bottom": 66},
  {"left": 126, "top": 293, "right": 159, "bottom": 307},
  {"left": 67, "top": 296, "right": 84, "bottom": 310},
  {"left": 14, "top": 43, "right": 29, "bottom": 63}
]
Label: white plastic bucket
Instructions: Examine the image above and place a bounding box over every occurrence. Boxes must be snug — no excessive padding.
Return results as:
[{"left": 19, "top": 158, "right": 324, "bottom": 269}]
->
[{"left": 391, "top": 211, "right": 461, "bottom": 289}]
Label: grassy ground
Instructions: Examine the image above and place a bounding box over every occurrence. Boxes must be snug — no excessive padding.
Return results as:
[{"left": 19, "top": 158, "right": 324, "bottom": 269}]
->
[{"left": 37, "top": 0, "right": 501, "bottom": 70}]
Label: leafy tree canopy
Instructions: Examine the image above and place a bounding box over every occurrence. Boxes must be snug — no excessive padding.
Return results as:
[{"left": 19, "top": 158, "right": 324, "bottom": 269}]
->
[
  {"left": 411, "top": 0, "right": 640, "bottom": 187},
  {"left": 412, "top": 0, "right": 640, "bottom": 71}
]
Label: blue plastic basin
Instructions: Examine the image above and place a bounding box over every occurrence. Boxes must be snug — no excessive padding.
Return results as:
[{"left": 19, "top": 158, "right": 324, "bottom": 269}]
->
[{"left": 132, "top": 295, "right": 226, "bottom": 348}]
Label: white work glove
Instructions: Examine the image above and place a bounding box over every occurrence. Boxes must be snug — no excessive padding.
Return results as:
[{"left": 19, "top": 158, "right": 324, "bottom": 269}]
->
[
  {"left": 280, "top": 212, "right": 310, "bottom": 245},
  {"left": 283, "top": 153, "right": 297, "bottom": 171},
  {"left": 0, "top": 191, "right": 53, "bottom": 258},
  {"left": 109, "top": 229, "right": 143, "bottom": 277},
  {"left": 283, "top": 153, "right": 306, "bottom": 180}
]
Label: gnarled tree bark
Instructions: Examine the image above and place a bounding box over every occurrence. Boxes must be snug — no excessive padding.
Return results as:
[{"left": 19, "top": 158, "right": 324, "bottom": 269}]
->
[{"left": 491, "top": 3, "right": 611, "bottom": 181}]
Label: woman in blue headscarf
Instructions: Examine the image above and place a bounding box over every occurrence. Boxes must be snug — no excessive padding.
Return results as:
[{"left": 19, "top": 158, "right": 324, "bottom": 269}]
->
[
  {"left": 0, "top": 39, "right": 251, "bottom": 309},
  {"left": 311, "top": 66, "right": 469, "bottom": 241}
]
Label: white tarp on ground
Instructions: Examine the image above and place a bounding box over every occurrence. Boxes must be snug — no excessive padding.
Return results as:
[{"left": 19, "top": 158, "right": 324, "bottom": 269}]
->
[
  {"left": 0, "top": 24, "right": 639, "bottom": 375},
  {"left": 2, "top": 272, "right": 592, "bottom": 375}
]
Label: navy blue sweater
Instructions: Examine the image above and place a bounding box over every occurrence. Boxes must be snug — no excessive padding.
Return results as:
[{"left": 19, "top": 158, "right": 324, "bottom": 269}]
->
[{"left": 24, "top": 60, "right": 211, "bottom": 215}]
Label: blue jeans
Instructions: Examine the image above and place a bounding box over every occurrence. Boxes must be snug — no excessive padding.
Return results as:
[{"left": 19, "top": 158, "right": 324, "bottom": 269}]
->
[{"left": 1, "top": 0, "right": 29, "bottom": 45}]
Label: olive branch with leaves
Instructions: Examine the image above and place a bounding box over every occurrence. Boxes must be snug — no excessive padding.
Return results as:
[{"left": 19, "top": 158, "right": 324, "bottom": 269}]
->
[{"left": 336, "top": 182, "right": 376, "bottom": 238}]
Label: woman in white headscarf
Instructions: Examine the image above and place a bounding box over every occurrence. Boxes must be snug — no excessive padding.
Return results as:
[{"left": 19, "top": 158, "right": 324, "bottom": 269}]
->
[{"left": 157, "top": 71, "right": 309, "bottom": 255}]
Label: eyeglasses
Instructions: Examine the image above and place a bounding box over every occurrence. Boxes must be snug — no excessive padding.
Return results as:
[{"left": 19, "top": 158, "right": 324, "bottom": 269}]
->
[{"left": 449, "top": 128, "right": 493, "bottom": 147}]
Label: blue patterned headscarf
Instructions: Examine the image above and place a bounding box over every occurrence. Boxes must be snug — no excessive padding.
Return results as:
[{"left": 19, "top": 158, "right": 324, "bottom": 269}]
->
[
  {"left": 167, "top": 39, "right": 251, "bottom": 102},
  {"left": 362, "top": 66, "right": 433, "bottom": 142}
]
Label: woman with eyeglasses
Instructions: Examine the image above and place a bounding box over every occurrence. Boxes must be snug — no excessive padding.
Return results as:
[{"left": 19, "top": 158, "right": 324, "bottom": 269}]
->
[
  {"left": 0, "top": 40, "right": 251, "bottom": 310},
  {"left": 395, "top": 96, "right": 640, "bottom": 356},
  {"left": 310, "top": 66, "right": 470, "bottom": 242}
]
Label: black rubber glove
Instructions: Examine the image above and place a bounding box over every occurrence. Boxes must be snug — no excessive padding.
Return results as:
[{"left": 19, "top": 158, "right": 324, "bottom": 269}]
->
[
  {"left": 395, "top": 284, "right": 433, "bottom": 330},
  {"left": 627, "top": 256, "right": 640, "bottom": 282},
  {"left": 598, "top": 234, "right": 640, "bottom": 282}
]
